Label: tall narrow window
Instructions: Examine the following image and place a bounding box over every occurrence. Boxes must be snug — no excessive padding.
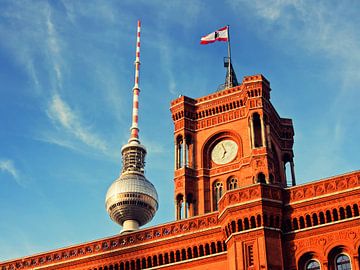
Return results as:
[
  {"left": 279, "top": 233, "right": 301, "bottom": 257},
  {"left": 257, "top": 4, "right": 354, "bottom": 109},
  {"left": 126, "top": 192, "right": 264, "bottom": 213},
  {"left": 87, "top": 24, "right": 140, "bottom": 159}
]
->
[
  {"left": 253, "top": 113, "right": 263, "bottom": 148},
  {"left": 335, "top": 254, "right": 351, "bottom": 270},
  {"left": 176, "top": 194, "right": 184, "bottom": 220},
  {"left": 213, "top": 181, "right": 223, "bottom": 211},
  {"left": 176, "top": 136, "right": 183, "bottom": 169}
]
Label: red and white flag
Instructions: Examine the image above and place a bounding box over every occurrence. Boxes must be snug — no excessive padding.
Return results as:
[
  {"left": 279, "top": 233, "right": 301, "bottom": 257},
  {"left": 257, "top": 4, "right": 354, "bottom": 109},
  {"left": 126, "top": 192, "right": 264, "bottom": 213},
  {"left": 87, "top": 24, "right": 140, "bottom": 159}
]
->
[{"left": 200, "top": 26, "right": 229, "bottom": 44}]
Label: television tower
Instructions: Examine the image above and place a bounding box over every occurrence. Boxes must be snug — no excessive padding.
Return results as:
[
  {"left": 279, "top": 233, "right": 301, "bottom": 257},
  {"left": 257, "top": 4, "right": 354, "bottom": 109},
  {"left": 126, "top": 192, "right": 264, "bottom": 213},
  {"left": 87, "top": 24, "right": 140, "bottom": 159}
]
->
[{"left": 105, "top": 20, "right": 159, "bottom": 233}]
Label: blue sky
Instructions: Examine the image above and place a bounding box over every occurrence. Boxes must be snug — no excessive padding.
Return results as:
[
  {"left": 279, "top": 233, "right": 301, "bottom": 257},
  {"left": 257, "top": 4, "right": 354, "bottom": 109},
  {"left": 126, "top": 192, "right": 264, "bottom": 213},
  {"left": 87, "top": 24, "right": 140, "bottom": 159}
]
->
[{"left": 1, "top": 0, "right": 359, "bottom": 261}]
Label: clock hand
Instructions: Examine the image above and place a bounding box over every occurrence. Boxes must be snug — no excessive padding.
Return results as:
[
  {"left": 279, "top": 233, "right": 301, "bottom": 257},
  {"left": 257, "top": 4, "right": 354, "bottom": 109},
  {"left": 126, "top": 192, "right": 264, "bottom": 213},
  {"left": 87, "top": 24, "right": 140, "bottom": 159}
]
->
[{"left": 221, "top": 143, "right": 227, "bottom": 159}]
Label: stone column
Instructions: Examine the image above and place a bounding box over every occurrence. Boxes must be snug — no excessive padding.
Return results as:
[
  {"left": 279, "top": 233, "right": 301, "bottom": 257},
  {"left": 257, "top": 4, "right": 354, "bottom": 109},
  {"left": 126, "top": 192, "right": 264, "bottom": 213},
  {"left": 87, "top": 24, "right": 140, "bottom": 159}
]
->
[
  {"left": 290, "top": 160, "right": 296, "bottom": 186},
  {"left": 183, "top": 138, "right": 186, "bottom": 168},
  {"left": 183, "top": 197, "right": 187, "bottom": 219},
  {"left": 174, "top": 143, "right": 177, "bottom": 170},
  {"left": 249, "top": 117, "right": 255, "bottom": 149},
  {"left": 260, "top": 115, "right": 266, "bottom": 147}
]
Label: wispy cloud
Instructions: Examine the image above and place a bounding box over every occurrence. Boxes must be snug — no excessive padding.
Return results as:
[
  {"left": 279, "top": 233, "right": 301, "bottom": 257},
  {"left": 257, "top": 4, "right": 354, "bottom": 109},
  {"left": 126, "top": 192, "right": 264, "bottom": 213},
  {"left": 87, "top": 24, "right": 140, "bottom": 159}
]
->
[
  {"left": 47, "top": 94, "right": 108, "bottom": 153},
  {"left": 0, "top": 159, "right": 22, "bottom": 185}
]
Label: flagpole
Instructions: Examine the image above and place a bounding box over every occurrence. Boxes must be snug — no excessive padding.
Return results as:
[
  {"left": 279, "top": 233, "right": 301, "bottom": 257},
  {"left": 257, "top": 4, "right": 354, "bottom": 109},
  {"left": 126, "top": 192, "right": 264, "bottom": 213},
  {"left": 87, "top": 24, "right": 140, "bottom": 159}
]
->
[{"left": 227, "top": 25, "right": 232, "bottom": 88}]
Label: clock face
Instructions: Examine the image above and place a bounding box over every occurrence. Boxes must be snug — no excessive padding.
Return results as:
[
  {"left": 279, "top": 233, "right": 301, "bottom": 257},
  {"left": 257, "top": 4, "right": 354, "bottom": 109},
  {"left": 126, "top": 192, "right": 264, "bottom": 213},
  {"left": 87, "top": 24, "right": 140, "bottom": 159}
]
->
[{"left": 211, "top": 139, "right": 238, "bottom": 165}]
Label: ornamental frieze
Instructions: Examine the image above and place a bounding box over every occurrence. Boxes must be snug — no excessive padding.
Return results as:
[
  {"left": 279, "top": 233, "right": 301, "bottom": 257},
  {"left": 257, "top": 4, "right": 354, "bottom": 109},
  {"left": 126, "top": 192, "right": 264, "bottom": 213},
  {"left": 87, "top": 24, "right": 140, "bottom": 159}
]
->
[{"left": 287, "top": 171, "right": 360, "bottom": 204}]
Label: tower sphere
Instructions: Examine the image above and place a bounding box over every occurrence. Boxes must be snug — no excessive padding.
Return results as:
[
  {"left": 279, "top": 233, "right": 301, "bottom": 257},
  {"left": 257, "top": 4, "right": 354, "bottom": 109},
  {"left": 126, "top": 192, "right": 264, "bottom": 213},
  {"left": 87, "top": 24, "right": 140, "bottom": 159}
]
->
[
  {"left": 105, "top": 142, "right": 159, "bottom": 232},
  {"left": 105, "top": 172, "right": 158, "bottom": 228}
]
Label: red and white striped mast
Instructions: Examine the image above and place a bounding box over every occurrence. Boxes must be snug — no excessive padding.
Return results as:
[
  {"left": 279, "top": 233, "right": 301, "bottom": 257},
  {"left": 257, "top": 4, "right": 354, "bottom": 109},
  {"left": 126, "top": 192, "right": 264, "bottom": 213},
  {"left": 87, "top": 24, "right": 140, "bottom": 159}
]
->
[{"left": 129, "top": 20, "right": 141, "bottom": 143}]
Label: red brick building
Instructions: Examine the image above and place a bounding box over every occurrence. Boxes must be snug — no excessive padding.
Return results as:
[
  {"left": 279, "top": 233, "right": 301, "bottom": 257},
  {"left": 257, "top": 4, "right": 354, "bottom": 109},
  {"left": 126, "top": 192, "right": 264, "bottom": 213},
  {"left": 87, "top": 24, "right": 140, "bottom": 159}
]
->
[{"left": 1, "top": 74, "right": 359, "bottom": 270}]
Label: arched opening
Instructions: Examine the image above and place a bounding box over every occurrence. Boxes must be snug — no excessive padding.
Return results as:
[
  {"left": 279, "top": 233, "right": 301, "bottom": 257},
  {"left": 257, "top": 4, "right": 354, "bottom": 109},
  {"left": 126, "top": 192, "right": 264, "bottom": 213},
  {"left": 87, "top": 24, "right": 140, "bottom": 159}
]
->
[
  {"left": 244, "top": 218, "right": 250, "bottom": 230},
  {"left": 298, "top": 252, "right": 320, "bottom": 270},
  {"left": 170, "top": 251, "right": 175, "bottom": 263},
  {"left": 339, "top": 207, "right": 345, "bottom": 220},
  {"left": 181, "top": 249, "right": 186, "bottom": 260},
  {"left": 231, "top": 220, "right": 236, "bottom": 232},
  {"left": 199, "top": 245, "right": 204, "bottom": 256},
  {"left": 283, "top": 153, "right": 296, "bottom": 187},
  {"left": 306, "top": 214, "right": 312, "bottom": 227},
  {"left": 326, "top": 210, "right": 332, "bottom": 223},
  {"left": 269, "top": 174, "right": 274, "bottom": 184},
  {"left": 175, "top": 135, "right": 183, "bottom": 169},
  {"left": 146, "top": 257, "right": 152, "bottom": 268},
  {"left": 250, "top": 216, "right": 256, "bottom": 228},
  {"left": 263, "top": 214, "right": 268, "bottom": 226},
  {"left": 205, "top": 243, "right": 210, "bottom": 255},
  {"left": 328, "top": 246, "right": 352, "bottom": 270},
  {"left": 158, "top": 254, "right": 163, "bottom": 265},
  {"left": 335, "top": 254, "right": 351, "bottom": 270},
  {"left": 185, "top": 134, "right": 194, "bottom": 168},
  {"left": 269, "top": 215, "right": 274, "bottom": 227},
  {"left": 217, "top": 241, "right": 223, "bottom": 252},
  {"left": 227, "top": 177, "right": 238, "bottom": 190},
  {"left": 293, "top": 218, "right": 299, "bottom": 230},
  {"left": 319, "top": 212, "right": 325, "bottom": 224},
  {"left": 257, "top": 172, "right": 266, "bottom": 184},
  {"left": 176, "top": 193, "right": 184, "bottom": 220},
  {"left": 141, "top": 259, "right": 146, "bottom": 269},
  {"left": 213, "top": 181, "right": 223, "bottom": 211},
  {"left": 211, "top": 242, "right": 216, "bottom": 254},
  {"left": 187, "top": 247, "right": 192, "bottom": 259},
  {"left": 257, "top": 214, "right": 262, "bottom": 227},
  {"left": 193, "top": 246, "right": 199, "bottom": 258},
  {"left": 354, "top": 204, "right": 359, "bottom": 216},
  {"left": 175, "top": 250, "right": 180, "bottom": 262},
  {"left": 305, "top": 260, "right": 321, "bottom": 270},
  {"left": 152, "top": 256, "right": 157, "bottom": 267},
  {"left": 237, "top": 219, "right": 243, "bottom": 231},
  {"left": 252, "top": 113, "right": 263, "bottom": 148},
  {"left": 299, "top": 216, "right": 305, "bottom": 229},
  {"left": 186, "top": 193, "right": 195, "bottom": 217},
  {"left": 345, "top": 206, "right": 352, "bottom": 218}
]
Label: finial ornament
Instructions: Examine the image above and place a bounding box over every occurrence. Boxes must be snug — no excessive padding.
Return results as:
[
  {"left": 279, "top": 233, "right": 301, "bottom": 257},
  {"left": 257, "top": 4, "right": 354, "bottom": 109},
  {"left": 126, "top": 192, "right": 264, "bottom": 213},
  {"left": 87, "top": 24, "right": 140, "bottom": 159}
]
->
[{"left": 105, "top": 21, "right": 158, "bottom": 233}]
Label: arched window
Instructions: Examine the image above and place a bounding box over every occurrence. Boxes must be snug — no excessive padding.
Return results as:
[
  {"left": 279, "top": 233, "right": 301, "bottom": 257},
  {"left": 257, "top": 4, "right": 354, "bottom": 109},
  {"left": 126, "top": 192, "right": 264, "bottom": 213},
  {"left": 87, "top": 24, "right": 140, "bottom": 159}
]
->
[
  {"left": 252, "top": 113, "right": 263, "bottom": 148},
  {"left": 176, "top": 135, "right": 183, "bottom": 169},
  {"left": 335, "top": 254, "right": 351, "bottom": 270},
  {"left": 176, "top": 194, "right": 184, "bottom": 220},
  {"left": 213, "top": 181, "right": 223, "bottom": 211},
  {"left": 227, "top": 177, "right": 238, "bottom": 190},
  {"left": 306, "top": 260, "right": 320, "bottom": 270},
  {"left": 257, "top": 172, "right": 266, "bottom": 184}
]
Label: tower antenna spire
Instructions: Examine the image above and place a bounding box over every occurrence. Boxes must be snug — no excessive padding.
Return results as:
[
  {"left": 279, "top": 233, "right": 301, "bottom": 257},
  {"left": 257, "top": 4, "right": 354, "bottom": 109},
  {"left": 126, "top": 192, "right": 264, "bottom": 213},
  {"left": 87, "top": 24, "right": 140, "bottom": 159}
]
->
[{"left": 129, "top": 20, "right": 141, "bottom": 142}]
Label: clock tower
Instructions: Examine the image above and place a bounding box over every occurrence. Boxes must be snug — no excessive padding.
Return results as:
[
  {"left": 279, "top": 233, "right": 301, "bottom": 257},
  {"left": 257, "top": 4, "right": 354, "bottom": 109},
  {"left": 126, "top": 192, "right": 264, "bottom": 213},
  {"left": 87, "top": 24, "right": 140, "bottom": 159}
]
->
[{"left": 170, "top": 74, "right": 295, "bottom": 220}]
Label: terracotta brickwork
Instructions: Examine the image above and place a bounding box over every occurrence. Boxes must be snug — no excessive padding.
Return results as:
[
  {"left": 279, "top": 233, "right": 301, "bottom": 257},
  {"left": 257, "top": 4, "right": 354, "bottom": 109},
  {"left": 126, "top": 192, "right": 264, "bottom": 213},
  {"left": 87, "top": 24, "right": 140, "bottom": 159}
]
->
[{"left": 1, "top": 74, "right": 359, "bottom": 270}]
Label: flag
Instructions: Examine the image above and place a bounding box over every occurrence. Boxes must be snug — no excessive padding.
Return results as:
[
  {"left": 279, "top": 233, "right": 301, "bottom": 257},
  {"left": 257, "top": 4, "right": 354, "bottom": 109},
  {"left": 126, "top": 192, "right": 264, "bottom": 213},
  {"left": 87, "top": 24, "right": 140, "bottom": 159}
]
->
[{"left": 200, "top": 26, "right": 228, "bottom": 45}]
